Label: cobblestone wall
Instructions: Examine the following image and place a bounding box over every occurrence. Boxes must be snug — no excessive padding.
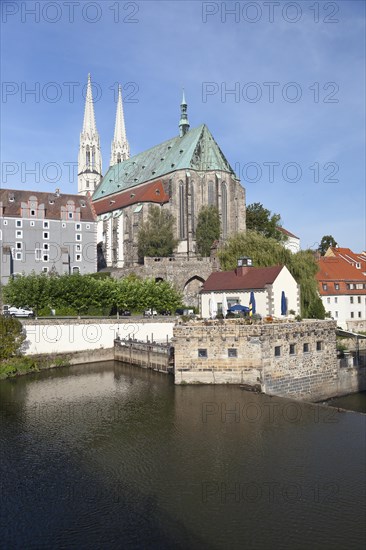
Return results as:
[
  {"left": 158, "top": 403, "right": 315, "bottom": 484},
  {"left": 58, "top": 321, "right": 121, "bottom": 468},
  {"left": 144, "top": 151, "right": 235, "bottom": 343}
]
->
[{"left": 172, "top": 319, "right": 366, "bottom": 400}]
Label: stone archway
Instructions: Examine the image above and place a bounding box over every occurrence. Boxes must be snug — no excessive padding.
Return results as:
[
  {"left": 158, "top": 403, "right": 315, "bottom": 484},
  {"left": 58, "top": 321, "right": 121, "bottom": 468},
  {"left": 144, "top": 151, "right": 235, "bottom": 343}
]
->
[{"left": 183, "top": 276, "right": 205, "bottom": 308}]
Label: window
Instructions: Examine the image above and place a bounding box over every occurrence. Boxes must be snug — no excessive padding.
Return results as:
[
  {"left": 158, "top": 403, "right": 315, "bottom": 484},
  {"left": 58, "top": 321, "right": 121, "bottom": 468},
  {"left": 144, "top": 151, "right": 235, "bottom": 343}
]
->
[
  {"left": 316, "top": 341, "right": 323, "bottom": 351},
  {"left": 303, "top": 343, "right": 309, "bottom": 353},
  {"left": 15, "top": 242, "right": 22, "bottom": 249},
  {"left": 289, "top": 344, "right": 296, "bottom": 355},
  {"left": 75, "top": 223, "right": 81, "bottom": 231},
  {"left": 327, "top": 297, "right": 330, "bottom": 304},
  {"left": 43, "top": 254, "right": 49, "bottom": 262},
  {"left": 16, "top": 230, "right": 22, "bottom": 238},
  {"left": 334, "top": 283, "right": 339, "bottom": 290},
  {"left": 16, "top": 220, "right": 22, "bottom": 227},
  {"left": 190, "top": 182, "right": 195, "bottom": 235},
  {"left": 228, "top": 348, "right": 237, "bottom": 358},
  {"left": 15, "top": 252, "right": 22, "bottom": 261},
  {"left": 42, "top": 267, "right": 49, "bottom": 273},
  {"left": 43, "top": 232, "right": 49, "bottom": 240},
  {"left": 221, "top": 182, "right": 228, "bottom": 238},
  {"left": 75, "top": 244, "right": 81, "bottom": 252},
  {"left": 68, "top": 212, "right": 73, "bottom": 219},
  {"left": 208, "top": 181, "right": 215, "bottom": 206},
  {"left": 43, "top": 221, "right": 49, "bottom": 229},
  {"left": 76, "top": 254, "right": 81, "bottom": 261},
  {"left": 72, "top": 266, "right": 80, "bottom": 274},
  {"left": 358, "top": 296, "right": 361, "bottom": 303},
  {"left": 30, "top": 209, "right": 36, "bottom": 216},
  {"left": 198, "top": 349, "right": 208, "bottom": 358},
  {"left": 322, "top": 283, "right": 328, "bottom": 291},
  {"left": 43, "top": 243, "right": 49, "bottom": 250},
  {"left": 335, "top": 297, "right": 338, "bottom": 304},
  {"left": 335, "top": 311, "right": 338, "bottom": 318},
  {"left": 350, "top": 312, "right": 354, "bottom": 318},
  {"left": 3, "top": 220, "right": 7, "bottom": 225},
  {"left": 350, "top": 297, "right": 354, "bottom": 304},
  {"left": 274, "top": 346, "right": 281, "bottom": 357},
  {"left": 35, "top": 249, "right": 42, "bottom": 261},
  {"left": 358, "top": 312, "right": 362, "bottom": 318},
  {"left": 179, "top": 182, "right": 185, "bottom": 239},
  {"left": 76, "top": 234, "right": 81, "bottom": 241},
  {"left": 30, "top": 221, "right": 35, "bottom": 227},
  {"left": 86, "top": 224, "right": 90, "bottom": 229},
  {"left": 62, "top": 223, "right": 66, "bottom": 228}
]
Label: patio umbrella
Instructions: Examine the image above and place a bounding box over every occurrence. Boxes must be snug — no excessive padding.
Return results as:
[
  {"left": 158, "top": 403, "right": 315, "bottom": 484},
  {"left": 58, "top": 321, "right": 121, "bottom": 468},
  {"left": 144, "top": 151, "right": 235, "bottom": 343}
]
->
[
  {"left": 281, "top": 291, "right": 287, "bottom": 315},
  {"left": 209, "top": 292, "right": 217, "bottom": 319},
  {"left": 249, "top": 291, "right": 256, "bottom": 316},
  {"left": 228, "top": 304, "right": 250, "bottom": 313},
  {"left": 221, "top": 293, "right": 228, "bottom": 318}
]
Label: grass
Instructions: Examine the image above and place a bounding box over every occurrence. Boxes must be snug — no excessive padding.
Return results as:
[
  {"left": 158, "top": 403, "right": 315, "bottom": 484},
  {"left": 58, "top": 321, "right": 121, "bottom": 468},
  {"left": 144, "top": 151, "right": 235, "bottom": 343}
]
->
[{"left": 0, "top": 355, "right": 71, "bottom": 379}]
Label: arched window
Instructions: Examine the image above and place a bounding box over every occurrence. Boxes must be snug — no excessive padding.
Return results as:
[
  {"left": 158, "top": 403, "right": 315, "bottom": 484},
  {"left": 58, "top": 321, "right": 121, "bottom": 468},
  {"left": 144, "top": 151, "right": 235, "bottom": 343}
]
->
[
  {"left": 208, "top": 181, "right": 215, "bottom": 206},
  {"left": 86, "top": 146, "right": 90, "bottom": 168},
  {"left": 190, "top": 182, "right": 195, "bottom": 235},
  {"left": 221, "top": 182, "right": 228, "bottom": 238},
  {"left": 117, "top": 153, "right": 121, "bottom": 164},
  {"left": 91, "top": 146, "right": 95, "bottom": 169},
  {"left": 179, "top": 181, "right": 185, "bottom": 239}
]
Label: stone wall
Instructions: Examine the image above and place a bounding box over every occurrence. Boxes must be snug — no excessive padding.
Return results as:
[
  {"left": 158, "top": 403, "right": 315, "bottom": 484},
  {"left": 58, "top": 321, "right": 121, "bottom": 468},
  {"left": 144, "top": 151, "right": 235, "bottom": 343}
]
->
[{"left": 172, "top": 319, "right": 366, "bottom": 400}]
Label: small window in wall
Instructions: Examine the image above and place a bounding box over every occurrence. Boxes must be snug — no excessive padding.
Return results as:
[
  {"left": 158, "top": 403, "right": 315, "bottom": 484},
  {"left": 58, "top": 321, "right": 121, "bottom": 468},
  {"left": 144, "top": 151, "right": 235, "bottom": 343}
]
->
[
  {"left": 43, "top": 243, "right": 49, "bottom": 250},
  {"left": 316, "top": 341, "right": 323, "bottom": 351},
  {"left": 86, "top": 224, "right": 90, "bottom": 229},
  {"left": 228, "top": 348, "right": 237, "bottom": 358},
  {"left": 274, "top": 346, "right": 281, "bottom": 357},
  {"left": 43, "top": 232, "right": 49, "bottom": 240},
  {"left": 72, "top": 266, "right": 80, "bottom": 274},
  {"left": 75, "top": 244, "right": 81, "bottom": 252},
  {"left": 43, "top": 221, "right": 49, "bottom": 229},
  {"left": 30, "top": 221, "right": 35, "bottom": 227},
  {"left": 42, "top": 267, "right": 49, "bottom": 273},
  {"left": 335, "top": 297, "right": 338, "bottom": 303},
  {"left": 68, "top": 212, "right": 73, "bottom": 219},
  {"left": 3, "top": 220, "right": 8, "bottom": 225},
  {"left": 334, "top": 283, "right": 339, "bottom": 290},
  {"left": 75, "top": 223, "right": 81, "bottom": 231},
  {"left": 335, "top": 311, "right": 338, "bottom": 318},
  {"left": 289, "top": 344, "right": 296, "bottom": 355},
  {"left": 76, "top": 234, "right": 82, "bottom": 241},
  {"left": 43, "top": 254, "right": 49, "bottom": 262},
  {"left": 76, "top": 254, "right": 81, "bottom": 261},
  {"left": 35, "top": 249, "right": 42, "bottom": 261},
  {"left": 16, "top": 242, "right": 22, "bottom": 249},
  {"left": 16, "top": 230, "right": 22, "bottom": 238},
  {"left": 358, "top": 312, "right": 362, "bottom": 318},
  {"left": 303, "top": 343, "right": 309, "bottom": 353},
  {"left": 62, "top": 223, "right": 66, "bottom": 228},
  {"left": 322, "top": 283, "right": 328, "bottom": 291},
  {"left": 15, "top": 252, "right": 22, "bottom": 261},
  {"left": 350, "top": 297, "right": 354, "bottom": 304},
  {"left": 327, "top": 297, "right": 330, "bottom": 304},
  {"left": 350, "top": 312, "right": 354, "bottom": 318},
  {"left": 30, "top": 209, "right": 36, "bottom": 216},
  {"left": 358, "top": 296, "right": 361, "bottom": 303},
  {"left": 198, "top": 349, "right": 208, "bottom": 358},
  {"left": 16, "top": 220, "right": 22, "bottom": 227}
]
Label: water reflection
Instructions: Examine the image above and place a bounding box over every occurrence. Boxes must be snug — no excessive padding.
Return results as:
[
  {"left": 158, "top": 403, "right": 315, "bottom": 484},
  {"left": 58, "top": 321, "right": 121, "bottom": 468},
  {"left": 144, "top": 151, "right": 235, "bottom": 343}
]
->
[{"left": 0, "top": 362, "right": 365, "bottom": 550}]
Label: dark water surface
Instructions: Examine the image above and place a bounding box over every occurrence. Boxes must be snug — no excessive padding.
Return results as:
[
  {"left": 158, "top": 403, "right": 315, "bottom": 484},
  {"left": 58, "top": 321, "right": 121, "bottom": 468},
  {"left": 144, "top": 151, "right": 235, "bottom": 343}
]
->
[{"left": 1, "top": 361, "right": 365, "bottom": 550}]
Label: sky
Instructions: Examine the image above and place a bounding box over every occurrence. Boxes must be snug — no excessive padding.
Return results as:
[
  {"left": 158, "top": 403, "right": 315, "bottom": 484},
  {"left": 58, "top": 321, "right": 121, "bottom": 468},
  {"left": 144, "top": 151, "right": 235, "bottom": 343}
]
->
[{"left": 1, "top": 0, "right": 365, "bottom": 251}]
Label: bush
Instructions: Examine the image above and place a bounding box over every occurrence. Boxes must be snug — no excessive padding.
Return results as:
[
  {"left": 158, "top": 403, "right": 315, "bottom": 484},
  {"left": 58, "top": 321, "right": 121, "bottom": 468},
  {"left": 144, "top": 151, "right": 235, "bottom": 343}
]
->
[{"left": 0, "top": 317, "right": 26, "bottom": 360}]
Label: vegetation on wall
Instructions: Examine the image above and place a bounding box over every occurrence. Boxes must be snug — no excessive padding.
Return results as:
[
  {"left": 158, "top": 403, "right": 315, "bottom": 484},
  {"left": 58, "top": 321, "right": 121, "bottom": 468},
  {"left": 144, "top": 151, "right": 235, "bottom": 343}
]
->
[
  {"left": 137, "top": 205, "right": 178, "bottom": 258},
  {"left": 195, "top": 206, "right": 221, "bottom": 257},
  {"left": 218, "top": 230, "right": 325, "bottom": 319},
  {"left": 2, "top": 272, "right": 183, "bottom": 316}
]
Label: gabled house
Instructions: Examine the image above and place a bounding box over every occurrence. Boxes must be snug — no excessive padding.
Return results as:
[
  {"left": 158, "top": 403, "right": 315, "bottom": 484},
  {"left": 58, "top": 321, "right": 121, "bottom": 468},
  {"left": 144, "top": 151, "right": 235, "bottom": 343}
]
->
[
  {"left": 199, "top": 257, "right": 300, "bottom": 318},
  {"left": 317, "top": 247, "right": 366, "bottom": 330}
]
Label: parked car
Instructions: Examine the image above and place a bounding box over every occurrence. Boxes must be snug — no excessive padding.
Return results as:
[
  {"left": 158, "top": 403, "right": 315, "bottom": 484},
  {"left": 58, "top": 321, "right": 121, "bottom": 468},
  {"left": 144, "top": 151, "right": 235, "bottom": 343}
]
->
[
  {"left": 119, "top": 310, "right": 131, "bottom": 316},
  {"left": 159, "top": 309, "right": 171, "bottom": 316},
  {"left": 143, "top": 308, "right": 157, "bottom": 317},
  {"left": 2, "top": 305, "right": 34, "bottom": 318}
]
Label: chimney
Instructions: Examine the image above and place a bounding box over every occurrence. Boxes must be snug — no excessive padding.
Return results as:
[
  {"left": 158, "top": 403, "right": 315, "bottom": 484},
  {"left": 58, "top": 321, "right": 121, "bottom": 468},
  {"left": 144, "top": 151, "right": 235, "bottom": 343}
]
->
[{"left": 235, "top": 257, "right": 252, "bottom": 276}]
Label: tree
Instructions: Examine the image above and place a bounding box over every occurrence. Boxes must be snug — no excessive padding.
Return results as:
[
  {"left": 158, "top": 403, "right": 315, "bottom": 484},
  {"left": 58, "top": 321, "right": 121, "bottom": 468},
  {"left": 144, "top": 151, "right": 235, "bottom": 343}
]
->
[
  {"left": 218, "top": 231, "right": 325, "bottom": 319},
  {"left": 195, "top": 206, "right": 221, "bottom": 257},
  {"left": 246, "top": 202, "right": 286, "bottom": 242},
  {"left": 0, "top": 317, "right": 26, "bottom": 360},
  {"left": 318, "top": 235, "right": 337, "bottom": 256},
  {"left": 138, "top": 205, "right": 177, "bottom": 259}
]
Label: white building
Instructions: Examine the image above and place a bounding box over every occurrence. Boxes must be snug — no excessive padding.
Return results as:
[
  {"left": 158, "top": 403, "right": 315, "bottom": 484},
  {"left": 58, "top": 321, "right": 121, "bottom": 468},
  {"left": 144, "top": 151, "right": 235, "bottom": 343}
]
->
[{"left": 200, "top": 258, "right": 300, "bottom": 318}]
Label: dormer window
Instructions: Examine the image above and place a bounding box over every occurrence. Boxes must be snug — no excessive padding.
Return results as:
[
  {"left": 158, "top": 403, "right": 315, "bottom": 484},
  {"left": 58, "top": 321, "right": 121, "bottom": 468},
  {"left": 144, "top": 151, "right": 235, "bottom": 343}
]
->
[
  {"left": 30, "top": 209, "right": 36, "bottom": 216},
  {"left": 68, "top": 212, "right": 73, "bottom": 219}
]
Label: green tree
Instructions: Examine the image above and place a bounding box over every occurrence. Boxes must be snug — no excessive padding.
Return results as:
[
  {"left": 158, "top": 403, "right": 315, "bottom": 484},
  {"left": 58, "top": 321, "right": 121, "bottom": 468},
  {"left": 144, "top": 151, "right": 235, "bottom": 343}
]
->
[
  {"left": 195, "top": 206, "right": 221, "bottom": 257},
  {"left": 0, "top": 317, "right": 26, "bottom": 360},
  {"left": 138, "top": 205, "right": 178, "bottom": 258},
  {"left": 218, "top": 231, "right": 325, "bottom": 319},
  {"left": 318, "top": 235, "right": 338, "bottom": 255},
  {"left": 3, "top": 272, "right": 50, "bottom": 315},
  {"left": 246, "top": 202, "right": 286, "bottom": 242}
]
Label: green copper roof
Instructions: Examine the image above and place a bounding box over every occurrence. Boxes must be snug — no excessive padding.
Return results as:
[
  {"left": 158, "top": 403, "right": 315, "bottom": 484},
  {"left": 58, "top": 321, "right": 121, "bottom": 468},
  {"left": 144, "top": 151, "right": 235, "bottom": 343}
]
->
[{"left": 93, "top": 124, "right": 237, "bottom": 201}]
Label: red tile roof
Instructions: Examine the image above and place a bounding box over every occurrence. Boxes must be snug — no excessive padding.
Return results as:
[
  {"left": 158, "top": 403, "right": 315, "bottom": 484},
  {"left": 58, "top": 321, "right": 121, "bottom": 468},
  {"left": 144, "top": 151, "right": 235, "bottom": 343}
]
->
[
  {"left": 277, "top": 227, "right": 299, "bottom": 239},
  {"left": 325, "top": 247, "right": 366, "bottom": 271},
  {"left": 316, "top": 256, "right": 366, "bottom": 295},
  {"left": 201, "top": 265, "right": 284, "bottom": 292},
  {"left": 0, "top": 188, "right": 96, "bottom": 221},
  {"left": 93, "top": 179, "right": 169, "bottom": 215}
]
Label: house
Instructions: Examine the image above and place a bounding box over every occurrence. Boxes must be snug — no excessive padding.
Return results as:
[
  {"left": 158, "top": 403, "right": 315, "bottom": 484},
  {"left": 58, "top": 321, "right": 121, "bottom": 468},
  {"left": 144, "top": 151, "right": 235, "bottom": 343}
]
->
[
  {"left": 317, "top": 247, "right": 366, "bottom": 330},
  {"left": 0, "top": 188, "right": 97, "bottom": 285},
  {"left": 277, "top": 227, "right": 300, "bottom": 253},
  {"left": 200, "top": 257, "right": 300, "bottom": 318}
]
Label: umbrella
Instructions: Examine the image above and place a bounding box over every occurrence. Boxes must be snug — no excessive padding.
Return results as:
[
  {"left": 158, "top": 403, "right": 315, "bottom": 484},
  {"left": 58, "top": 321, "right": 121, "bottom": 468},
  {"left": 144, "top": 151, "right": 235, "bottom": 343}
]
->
[
  {"left": 209, "top": 292, "right": 217, "bottom": 319},
  {"left": 221, "top": 293, "right": 228, "bottom": 318},
  {"left": 228, "top": 304, "right": 249, "bottom": 313},
  {"left": 249, "top": 291, "right": 256, "bottom": 316},
  {"left": 281, "top": 291, "right": 287, "bottom": 316}
]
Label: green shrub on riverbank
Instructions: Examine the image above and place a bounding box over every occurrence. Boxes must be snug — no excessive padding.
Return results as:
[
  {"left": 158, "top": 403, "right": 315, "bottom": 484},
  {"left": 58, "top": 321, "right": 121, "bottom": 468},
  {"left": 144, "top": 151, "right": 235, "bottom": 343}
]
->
[{"left": 0, "top": 356, "right": 39, "bottom": 379}]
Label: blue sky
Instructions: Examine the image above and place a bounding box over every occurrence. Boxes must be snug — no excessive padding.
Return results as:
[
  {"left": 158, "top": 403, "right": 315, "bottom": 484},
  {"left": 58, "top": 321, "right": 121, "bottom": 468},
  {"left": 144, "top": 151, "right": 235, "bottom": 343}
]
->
[{"left": 1, "top": 0, "right": 365, "bottom": 250}]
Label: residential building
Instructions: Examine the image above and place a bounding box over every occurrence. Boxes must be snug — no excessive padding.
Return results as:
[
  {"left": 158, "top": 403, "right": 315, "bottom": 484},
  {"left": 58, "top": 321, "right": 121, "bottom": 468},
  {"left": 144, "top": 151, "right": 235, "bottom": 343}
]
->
[
  {"left": 0, "top": 189, "right": 97, "bottom": 285},
  {"left": 199, "top": 257, "right": 300, "bottom": 318},
  {"left": 277, "top": 226, "right": 300, "bottom": 253},
  {"left": 317, "top": 247, "right": 366, "bottom": 330}
]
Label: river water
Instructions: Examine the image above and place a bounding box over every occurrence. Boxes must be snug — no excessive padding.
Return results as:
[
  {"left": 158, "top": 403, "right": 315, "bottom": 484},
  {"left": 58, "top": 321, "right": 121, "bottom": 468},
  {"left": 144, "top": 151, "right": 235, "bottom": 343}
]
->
[{"left": 0, "top": 361, "right": 365, "bottom": 550}]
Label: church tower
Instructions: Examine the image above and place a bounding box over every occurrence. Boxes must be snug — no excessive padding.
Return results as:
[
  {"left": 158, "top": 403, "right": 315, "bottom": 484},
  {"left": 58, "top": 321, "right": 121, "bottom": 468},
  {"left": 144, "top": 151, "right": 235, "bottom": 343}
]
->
[
  {"left": 110, "top": 84, "right": 130, "bottom": 166},
  {"left": 78, "top": 74, "right": 103, "bottom": 195},
  {"left": 179, "top": 90, "right": 190, "bottom": 137}
]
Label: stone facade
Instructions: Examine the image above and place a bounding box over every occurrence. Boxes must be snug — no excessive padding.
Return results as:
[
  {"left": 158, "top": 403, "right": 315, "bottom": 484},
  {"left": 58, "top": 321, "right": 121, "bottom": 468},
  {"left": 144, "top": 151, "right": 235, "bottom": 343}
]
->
[{"left": 172, "top": 319, "right": 364, "bottom": 401}]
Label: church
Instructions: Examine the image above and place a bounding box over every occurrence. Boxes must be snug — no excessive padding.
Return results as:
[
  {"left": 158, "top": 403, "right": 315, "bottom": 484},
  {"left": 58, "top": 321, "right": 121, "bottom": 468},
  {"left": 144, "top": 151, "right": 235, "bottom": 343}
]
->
[{"left": 78, "top": 75, "right": 246, "bottom": 268}]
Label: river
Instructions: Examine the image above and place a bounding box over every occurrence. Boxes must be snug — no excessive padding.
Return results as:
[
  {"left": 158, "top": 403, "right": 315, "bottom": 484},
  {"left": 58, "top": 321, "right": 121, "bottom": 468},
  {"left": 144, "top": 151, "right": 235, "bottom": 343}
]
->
[{"left": 0, "top": 361, "right": 365, "bottom": 549}]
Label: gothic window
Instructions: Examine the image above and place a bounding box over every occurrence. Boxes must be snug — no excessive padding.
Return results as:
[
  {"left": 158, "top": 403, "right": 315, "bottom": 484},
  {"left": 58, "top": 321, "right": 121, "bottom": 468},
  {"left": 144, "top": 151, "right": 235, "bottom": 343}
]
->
[
  {"left": 190, "top": 182, "right": 195, "bottom": 235},
  {"left": 86, "top": 146, "right": 90, "bottom": 168},
  {"left": 91, "top": 146, "right": 96, "bottom": 169},
  {"left": 117, "top": 153, "right": 121, "bottom": 164},
  {"left": 221, "top": 182, "right": 228, "bottom": 238},
  {"left": 179, "top": 181, "right": 185, "bottom": 239},
  {"left": 208, "top": 181, "right": 215, "bottom": 206}
]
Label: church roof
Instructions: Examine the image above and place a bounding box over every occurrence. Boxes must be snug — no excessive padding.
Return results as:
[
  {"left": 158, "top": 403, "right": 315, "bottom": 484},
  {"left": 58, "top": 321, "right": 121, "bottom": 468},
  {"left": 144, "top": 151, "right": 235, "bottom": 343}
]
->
[{"left": 93, "top": 124, "right": 237, "bottom": 201}]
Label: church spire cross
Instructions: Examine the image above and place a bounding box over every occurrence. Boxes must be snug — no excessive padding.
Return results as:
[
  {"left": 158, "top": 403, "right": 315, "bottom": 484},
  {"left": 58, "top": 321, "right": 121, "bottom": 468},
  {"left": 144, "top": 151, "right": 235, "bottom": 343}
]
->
[
  {"left": 110, "top": 84, "right": 130, "bottom": 166},
  {"left": 179, "top": 89, "right": 190, "bottom": 137}
]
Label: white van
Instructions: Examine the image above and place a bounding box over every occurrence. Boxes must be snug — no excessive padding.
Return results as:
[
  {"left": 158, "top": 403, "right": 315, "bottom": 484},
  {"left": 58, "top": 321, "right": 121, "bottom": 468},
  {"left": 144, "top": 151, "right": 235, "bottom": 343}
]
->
[{"left": 2, "top": 305, "right": 34, "bottom": 318}]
